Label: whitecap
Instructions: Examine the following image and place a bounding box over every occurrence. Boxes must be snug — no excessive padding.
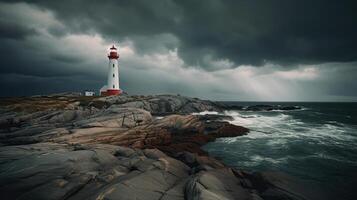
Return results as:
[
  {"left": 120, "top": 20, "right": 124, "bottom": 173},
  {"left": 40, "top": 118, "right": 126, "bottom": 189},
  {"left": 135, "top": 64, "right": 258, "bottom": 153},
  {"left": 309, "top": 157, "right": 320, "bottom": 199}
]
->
[
  {"left": 191, "top": 111, "right": 220, "bottom": 115},
  {"left": 248, "top": 155, "right": 287, "bottom": 165}
]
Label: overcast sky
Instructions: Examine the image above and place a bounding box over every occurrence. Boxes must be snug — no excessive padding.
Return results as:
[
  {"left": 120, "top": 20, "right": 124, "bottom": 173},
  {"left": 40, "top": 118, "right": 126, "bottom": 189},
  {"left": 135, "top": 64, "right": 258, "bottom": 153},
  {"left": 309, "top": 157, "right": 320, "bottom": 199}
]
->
[{"left": 0, "top": 0, "right": 357, "bottom": 101}]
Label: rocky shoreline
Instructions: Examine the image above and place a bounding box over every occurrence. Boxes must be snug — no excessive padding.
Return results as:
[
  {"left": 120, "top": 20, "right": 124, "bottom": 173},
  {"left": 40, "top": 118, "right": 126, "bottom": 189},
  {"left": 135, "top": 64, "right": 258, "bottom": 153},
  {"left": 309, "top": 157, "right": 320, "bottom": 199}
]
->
[{"left": 0, "top": 94, "right": 317, "bottom": 200}]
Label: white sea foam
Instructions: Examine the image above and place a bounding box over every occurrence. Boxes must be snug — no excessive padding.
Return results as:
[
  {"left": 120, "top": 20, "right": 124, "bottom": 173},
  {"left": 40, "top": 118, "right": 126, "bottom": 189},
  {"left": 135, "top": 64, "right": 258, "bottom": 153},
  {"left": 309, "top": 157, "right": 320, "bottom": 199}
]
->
[
  {"left": 219, "top": 109, "right": 356, "bottom": 146},
  {"left": 313, "top": 153, "right": 357, "bottom": 165},
  {"left": 203, "top": 105, "right": 357, "bottom": 192},
  {"left": 196, "top": 109, "right": 355, "bottom": 149},
  {"left": 238, "top": 155, "right": 287, "bottom": 167},
  {"left": 224, "top": 110, "right": 292, "bottom": 128},
  {"left": 192, "top": 111, "right": 220, "bottom": 115}
]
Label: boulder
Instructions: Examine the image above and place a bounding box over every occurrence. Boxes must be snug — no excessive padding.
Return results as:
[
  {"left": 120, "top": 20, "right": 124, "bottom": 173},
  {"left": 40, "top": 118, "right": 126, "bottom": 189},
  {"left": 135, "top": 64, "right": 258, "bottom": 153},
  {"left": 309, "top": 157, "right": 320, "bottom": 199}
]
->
[
  {"left": 258, "top": 172, "right": 325, "bottom": 200},
  {"left": 185, "top": 169, "right": 254, "bottom": 200}
]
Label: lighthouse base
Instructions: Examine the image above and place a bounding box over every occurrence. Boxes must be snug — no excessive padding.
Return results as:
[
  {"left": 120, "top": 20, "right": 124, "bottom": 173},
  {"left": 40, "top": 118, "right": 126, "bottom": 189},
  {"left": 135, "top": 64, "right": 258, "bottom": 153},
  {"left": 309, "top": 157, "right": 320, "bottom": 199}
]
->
[{"left": 101, "top": 89, "right": 122, "bottom": 96}]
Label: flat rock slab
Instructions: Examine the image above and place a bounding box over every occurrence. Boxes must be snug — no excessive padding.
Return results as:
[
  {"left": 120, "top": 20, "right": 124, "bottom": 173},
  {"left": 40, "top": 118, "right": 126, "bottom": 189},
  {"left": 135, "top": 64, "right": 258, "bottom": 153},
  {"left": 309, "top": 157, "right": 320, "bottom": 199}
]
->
[{"left": 0, "top": 143, "right": 194, "bottom": 200}]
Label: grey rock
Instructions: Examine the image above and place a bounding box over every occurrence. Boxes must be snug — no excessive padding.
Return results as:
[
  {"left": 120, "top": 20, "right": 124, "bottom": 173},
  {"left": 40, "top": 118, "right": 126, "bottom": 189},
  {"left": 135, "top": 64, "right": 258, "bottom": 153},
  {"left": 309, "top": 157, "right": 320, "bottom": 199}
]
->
[
  {"left": 96, "top": 94, "right": 221, "bottom": 114},
  {"left": 143, "top": 148, "right": 167, "bottom": 159},
  {"left": 0, "top": 143, "right": 191, "bottom": 200},
  {"left": 259, "top": 171, "right": 325, "bottom": 200},
  {"left": 185, "top": 169, "right": 253, "bottom": 200},
  {"left": 73, "top": 107, "right": 152, "bottom": 128}
]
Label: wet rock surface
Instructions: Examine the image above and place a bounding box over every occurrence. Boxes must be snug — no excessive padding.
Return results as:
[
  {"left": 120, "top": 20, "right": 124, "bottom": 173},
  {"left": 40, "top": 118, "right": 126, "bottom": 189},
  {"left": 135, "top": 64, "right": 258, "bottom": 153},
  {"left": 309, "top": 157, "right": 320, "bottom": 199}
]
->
[{"left": 0, "top": 94, "right": 316, "bottom": 200}]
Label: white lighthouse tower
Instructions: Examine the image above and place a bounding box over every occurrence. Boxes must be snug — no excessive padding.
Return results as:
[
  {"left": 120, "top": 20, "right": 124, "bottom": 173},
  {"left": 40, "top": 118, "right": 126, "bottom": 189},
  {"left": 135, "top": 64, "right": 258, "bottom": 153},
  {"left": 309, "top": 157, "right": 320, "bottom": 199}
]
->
[{"left": 101, "top": 45, "right": 122, "bottom": 96}]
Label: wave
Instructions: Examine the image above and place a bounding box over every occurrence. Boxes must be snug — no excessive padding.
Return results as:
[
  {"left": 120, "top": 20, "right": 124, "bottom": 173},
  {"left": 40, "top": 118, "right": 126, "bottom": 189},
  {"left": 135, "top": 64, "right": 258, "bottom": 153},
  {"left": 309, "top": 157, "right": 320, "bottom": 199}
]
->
[
  {"left": 195, "top": 109, "right": 356, "bottom": 147},
  {"left": 223, "top": 110, "right": 293, "bottom": 128},
  {"left": 192, "top": 111, "right": 220, "bottom": 115},
  {"left": 202, "top": 106, "right": 357, "bottom": 198},
  {"left": 223, "top": 110, "right": 354, "bottom": 142}
]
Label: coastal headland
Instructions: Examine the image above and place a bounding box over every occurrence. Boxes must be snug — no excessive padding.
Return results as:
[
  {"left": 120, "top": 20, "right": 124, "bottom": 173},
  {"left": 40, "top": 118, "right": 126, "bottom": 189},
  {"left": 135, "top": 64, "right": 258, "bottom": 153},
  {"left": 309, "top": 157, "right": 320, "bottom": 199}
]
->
[{"left": 0, "top": 94, "right": 319, "bottom": 200}]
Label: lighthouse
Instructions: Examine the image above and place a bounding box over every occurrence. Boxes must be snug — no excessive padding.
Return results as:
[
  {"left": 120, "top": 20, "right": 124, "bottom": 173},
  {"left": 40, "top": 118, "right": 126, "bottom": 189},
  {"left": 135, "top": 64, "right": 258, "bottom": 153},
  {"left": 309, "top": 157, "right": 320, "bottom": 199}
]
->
[{"left": 100, "top": 45, "right": 122, "bottom": 96}]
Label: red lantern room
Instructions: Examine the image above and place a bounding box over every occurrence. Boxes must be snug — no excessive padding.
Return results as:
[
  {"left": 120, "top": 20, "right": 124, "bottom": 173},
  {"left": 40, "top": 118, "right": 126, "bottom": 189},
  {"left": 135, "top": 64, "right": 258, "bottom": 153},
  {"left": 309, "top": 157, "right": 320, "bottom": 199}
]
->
[{"left": 108, "top": 45, "right": 119, "bottom": 59}]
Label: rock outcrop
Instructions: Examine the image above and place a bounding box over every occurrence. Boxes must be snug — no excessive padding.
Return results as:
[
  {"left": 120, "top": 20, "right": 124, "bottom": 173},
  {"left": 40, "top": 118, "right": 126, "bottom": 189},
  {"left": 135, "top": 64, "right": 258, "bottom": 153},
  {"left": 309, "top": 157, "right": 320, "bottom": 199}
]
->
[
  {"left": 0, "top": 94, "right": 314, "bottom": 200},
  {"left": 95, "top": 94, "right": 222, "bottom": 114},
  {"left": 0, "top": 143, "right": 318, "bottom": 200}
]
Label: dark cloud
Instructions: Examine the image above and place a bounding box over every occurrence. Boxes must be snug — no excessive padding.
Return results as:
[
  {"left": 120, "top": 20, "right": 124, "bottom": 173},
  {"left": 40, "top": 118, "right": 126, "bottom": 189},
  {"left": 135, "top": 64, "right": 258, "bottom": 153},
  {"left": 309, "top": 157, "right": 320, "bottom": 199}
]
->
[
  {"left": 0, "top": 21, "right": 37, "bottom": 39},
  {"left": 0, "top": 0, "right": 357, "bottom": 100},
  {"left": 175, "top": 0, "right": 357, "bottom": 66},
  {"left": 0, "top": 73, "right": 102, "bottom": 96},
  {"left": 9, "top": 0, "right": 356, "bottom": 67}
]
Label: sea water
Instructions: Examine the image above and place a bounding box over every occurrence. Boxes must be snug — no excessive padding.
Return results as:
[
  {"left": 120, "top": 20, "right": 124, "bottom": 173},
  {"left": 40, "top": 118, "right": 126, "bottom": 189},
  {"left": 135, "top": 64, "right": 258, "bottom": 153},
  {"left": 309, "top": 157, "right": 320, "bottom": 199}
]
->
[{"left": 201, "top": 102, "right": 357, "bottom": 200}]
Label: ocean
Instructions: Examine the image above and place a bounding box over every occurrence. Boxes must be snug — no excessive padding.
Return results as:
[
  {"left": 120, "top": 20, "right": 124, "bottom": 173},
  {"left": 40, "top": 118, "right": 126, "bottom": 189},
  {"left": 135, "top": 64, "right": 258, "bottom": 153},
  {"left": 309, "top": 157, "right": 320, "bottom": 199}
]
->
[{"left": 201, "top": 102, "right": 357, "bottom": 200}]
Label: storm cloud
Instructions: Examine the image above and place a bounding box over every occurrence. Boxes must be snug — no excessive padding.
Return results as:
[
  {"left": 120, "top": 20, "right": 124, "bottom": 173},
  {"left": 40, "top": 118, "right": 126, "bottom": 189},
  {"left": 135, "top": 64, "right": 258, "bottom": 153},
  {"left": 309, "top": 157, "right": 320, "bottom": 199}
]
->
[{"left": 0, "top": 0, "right": 357, "bottom": 101}]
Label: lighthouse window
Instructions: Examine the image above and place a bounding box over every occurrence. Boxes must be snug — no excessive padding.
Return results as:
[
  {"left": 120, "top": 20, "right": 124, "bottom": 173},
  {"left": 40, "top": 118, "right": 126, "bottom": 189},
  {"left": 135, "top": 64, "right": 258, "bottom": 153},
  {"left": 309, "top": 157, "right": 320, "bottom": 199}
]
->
[
  {"left": 113, "top": 64, "right": 115, "bottom": 67},
  {"left": 113, "top": 74, "right": 115, "bottom": 77},
  {"left": 113, "top": 85, "right": 115, "bottom": 89}
]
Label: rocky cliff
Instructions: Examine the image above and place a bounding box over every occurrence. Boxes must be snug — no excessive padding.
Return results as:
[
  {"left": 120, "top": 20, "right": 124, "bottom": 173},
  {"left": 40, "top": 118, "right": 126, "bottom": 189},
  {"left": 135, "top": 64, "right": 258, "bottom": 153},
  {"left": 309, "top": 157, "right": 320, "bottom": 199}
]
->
[{"left": 0, "top": 94, "right": 316, "bottom": 200}]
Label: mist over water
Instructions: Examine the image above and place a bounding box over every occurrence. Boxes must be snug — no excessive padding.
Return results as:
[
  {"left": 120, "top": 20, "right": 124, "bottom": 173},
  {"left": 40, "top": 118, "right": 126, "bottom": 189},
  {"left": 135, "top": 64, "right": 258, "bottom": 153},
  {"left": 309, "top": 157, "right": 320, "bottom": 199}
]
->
[{"left": 202, "top": 102, "right": 357, "bottom": 200}]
